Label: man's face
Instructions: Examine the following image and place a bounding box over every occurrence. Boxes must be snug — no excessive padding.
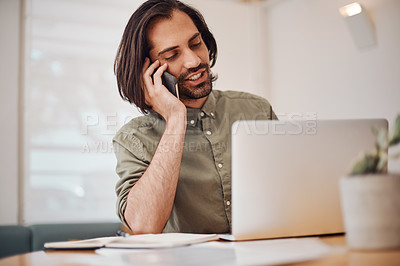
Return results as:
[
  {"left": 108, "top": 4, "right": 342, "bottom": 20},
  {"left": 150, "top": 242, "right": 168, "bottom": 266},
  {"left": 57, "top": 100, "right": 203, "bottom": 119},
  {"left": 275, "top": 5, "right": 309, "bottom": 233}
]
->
[{"left": 147, "top": 10, "right": 212, "bottom": 101}]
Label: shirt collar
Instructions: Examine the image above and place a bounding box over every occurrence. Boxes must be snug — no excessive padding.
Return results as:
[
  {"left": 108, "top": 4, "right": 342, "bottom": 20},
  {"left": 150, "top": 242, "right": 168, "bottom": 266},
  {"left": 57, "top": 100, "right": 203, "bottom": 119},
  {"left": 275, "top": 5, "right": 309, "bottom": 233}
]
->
[
  {"left": 186, "top": 107, "right": 200, "bottom": 125},
  {"left": 200, "top": 90, "right": 217, "bottom": 118},
  {"left": 186, "top": 91, "right": 217, "bottom": 127}
]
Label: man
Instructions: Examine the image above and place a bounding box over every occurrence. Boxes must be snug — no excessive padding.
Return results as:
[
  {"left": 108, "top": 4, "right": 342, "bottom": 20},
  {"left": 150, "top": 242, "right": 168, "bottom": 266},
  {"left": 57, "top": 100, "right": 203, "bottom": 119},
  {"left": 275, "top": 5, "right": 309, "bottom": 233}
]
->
[{"left": 113, "top": 0, "right": 277, "bottom": 235}]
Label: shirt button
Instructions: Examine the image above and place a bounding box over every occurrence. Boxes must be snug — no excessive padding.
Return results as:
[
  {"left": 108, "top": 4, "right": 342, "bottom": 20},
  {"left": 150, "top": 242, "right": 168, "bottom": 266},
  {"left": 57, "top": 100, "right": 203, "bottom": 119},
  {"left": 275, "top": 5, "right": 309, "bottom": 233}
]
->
[
  {"left": 226, "top": 200, "right": 231, "bottom": 206},
  {"left": 206, "top": 130, "right": 212, "bottom": 135},
  {"left": 200, "top": 112, "right": 205, "bottom": 117},
  {"left": 210, "top": 112, "right": 215, "bottom": 118},
  {"left": 190, "top": 119, "right": 195, "bottom": 125},
  {"left": 218, "top": 163, "right": 223, "bottom": 169}
]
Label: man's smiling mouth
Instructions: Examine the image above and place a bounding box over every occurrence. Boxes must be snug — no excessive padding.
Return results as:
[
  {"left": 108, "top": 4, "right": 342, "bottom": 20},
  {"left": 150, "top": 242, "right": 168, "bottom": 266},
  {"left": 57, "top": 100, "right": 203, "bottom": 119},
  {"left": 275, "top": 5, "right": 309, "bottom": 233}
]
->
[{"left": 188, "top": 72, "right": 203, "bottom": 81}]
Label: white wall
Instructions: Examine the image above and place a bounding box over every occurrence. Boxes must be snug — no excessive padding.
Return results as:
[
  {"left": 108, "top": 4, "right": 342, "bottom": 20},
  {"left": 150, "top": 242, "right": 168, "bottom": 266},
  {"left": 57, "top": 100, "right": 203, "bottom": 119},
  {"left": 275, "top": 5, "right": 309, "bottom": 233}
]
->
[
  {"left": 0, "top": 0, "right": 20, "bottom": 224},
  {"left": 264, "top": 0, "right": 400, "bottom": 122}
]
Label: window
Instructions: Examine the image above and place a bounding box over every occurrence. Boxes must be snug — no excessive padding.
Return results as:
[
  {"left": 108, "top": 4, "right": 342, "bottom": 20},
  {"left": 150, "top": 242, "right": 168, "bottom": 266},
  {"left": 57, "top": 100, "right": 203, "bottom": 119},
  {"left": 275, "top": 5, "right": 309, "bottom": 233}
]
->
[{"left": 23, "top": 0, "right": 142, "bottom": 223}]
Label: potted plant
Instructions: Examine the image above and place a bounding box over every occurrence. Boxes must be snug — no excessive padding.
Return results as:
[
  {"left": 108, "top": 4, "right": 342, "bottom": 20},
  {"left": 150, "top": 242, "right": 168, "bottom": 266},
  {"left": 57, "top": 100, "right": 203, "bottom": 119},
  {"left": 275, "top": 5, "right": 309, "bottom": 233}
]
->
[{"left": 339, "top": 115, "right": 400, "bottom": 250}]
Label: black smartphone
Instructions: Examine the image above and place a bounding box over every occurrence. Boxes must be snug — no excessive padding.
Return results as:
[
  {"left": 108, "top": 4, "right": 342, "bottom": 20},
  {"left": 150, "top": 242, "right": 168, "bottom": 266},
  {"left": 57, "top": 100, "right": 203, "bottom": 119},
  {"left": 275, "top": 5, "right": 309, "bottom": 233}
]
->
[{"left": 161, "top": 72, "right": 179, "bottom": 98}]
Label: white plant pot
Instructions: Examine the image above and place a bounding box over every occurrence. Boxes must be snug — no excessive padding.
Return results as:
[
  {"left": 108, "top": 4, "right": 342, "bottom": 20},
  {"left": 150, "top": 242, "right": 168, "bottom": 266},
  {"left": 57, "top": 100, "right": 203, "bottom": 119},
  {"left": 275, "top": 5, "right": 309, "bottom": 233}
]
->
[{"left": 339, "top": 174, "right": 400, "bottom": 250}]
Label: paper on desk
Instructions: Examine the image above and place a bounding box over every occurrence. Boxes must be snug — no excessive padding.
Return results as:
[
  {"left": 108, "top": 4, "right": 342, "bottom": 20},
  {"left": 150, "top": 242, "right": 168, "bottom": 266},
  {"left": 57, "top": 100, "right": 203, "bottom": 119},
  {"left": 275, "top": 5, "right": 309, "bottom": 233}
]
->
[
  {"left": 44, "top": 233, "right": 219, "bottom": 249},
  {"left": 226, "top": 237, "right": 332, "bottom": 265},
  {"left": 96, "top": 237, "right": 336, "bottom": 265}
]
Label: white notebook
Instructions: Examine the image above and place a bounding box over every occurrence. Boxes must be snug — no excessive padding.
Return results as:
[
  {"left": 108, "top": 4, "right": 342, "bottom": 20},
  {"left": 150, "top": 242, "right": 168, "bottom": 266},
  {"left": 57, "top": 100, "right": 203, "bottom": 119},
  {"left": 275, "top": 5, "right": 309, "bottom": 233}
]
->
[{"left": 44, "top": 233, "right": 219, "bottom": 249}]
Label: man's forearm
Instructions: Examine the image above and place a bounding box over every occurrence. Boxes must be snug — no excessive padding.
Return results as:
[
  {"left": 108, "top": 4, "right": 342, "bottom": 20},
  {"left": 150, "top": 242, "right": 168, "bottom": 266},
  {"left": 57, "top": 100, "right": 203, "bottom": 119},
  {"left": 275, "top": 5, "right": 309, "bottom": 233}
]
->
[{"left": 124, "top": 114, "right": 186, "bottom": 234}]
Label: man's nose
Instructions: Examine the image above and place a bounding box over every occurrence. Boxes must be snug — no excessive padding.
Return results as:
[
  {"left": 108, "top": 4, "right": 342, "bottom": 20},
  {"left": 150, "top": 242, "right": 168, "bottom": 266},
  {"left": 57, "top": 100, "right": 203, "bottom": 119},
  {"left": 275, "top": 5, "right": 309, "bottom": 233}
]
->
[{"left": 182, "top": 49, "right": 201, "bottom": 69}]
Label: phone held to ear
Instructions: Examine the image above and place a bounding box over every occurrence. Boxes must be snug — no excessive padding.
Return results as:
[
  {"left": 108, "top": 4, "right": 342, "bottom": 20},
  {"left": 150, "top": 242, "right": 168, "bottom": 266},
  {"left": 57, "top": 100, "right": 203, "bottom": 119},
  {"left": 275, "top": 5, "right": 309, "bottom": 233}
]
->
[{"left": 162, "top": 72, "right": 179, "bottom": 99}]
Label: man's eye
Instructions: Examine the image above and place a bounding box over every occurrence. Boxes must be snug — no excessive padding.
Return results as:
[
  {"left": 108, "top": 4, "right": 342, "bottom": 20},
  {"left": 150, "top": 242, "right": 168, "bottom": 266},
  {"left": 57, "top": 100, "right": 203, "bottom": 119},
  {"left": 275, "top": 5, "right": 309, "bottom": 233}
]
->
[
  {"left": 165, "top": 53, "right": 178, "bottom": 61},
  {"left": 191, "top": 41, "right": 201, "bottom": 48}
]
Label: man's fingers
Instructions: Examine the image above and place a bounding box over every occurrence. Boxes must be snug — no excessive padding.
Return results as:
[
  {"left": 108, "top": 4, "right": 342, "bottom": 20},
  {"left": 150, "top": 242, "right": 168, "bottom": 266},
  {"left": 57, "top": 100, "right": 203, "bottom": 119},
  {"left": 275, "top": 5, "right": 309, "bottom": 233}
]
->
[
  {"left": 143, "top": 59, "right": 160, "bottom": 88},
  {"left": 153, "top": 63, "right": 168, "bottom": 87},
  {"left": 142, "top": 57, "right": 150, "bottom": 72},
  {"left": 144, "top": 59, "right": 160, "bottom": 77},
  {"left": 140, "top": 58, "right": 150, "bottom": 88}
]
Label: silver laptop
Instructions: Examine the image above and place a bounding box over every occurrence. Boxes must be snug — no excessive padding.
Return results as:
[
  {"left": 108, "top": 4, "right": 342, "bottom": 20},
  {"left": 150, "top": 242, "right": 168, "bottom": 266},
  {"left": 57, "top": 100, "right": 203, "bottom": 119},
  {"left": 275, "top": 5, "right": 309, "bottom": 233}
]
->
[{"left": 222, "top": 119, "right": 388, "bottom": 241}]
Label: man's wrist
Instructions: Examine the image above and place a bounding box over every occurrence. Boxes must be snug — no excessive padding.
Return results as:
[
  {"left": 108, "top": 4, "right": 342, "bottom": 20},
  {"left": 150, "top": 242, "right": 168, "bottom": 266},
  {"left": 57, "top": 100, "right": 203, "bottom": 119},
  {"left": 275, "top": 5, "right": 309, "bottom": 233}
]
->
[{"left": 164, "top": 109, "right": 187, "bottom": 134}]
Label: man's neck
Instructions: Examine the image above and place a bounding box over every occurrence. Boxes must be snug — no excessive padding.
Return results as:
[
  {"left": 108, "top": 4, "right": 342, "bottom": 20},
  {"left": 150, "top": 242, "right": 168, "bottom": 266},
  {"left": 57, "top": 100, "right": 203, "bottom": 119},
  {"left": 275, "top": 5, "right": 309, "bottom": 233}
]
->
[{"left": 181, "top": 96, "right": 208, "bottom": 109}]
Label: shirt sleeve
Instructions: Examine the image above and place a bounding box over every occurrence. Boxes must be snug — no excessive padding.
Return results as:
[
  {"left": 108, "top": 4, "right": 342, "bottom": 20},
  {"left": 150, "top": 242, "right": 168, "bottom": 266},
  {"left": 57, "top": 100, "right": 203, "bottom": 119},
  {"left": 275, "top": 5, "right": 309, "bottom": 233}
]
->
[
  {"left": 253, "top": 95, "right": 278, "bottom": 120},
  {"left": 113, "top": 132, "right": 150, "bottom": 230}
]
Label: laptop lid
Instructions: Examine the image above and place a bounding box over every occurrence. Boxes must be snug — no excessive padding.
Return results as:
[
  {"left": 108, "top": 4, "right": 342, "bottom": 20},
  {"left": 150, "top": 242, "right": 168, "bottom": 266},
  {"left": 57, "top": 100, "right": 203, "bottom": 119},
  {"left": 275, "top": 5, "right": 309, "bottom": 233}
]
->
[{"left": 228, "top": 119, "right": 388, "bottom": 241}]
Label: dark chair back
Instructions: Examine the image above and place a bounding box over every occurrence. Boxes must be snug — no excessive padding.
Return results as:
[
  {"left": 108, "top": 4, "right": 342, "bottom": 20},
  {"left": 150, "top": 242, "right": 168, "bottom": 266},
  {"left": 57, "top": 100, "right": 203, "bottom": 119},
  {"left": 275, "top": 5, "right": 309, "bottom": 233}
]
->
[{"left": 0, "top": 225, "right": 32, "bottom": 258}]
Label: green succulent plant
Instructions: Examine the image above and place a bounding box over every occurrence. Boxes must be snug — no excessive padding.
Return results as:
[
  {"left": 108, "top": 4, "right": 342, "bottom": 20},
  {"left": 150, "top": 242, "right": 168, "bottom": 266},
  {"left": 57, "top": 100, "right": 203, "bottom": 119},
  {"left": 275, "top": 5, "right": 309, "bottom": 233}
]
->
[{"left": 350, "top": 115, "right": 400, "bottom": 175}]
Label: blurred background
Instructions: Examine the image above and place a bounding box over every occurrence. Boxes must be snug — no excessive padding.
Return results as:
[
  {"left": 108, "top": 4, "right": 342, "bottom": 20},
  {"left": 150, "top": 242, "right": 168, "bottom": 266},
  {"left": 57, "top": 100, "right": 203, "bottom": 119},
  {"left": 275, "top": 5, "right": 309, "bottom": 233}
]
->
[{"left": 1, "top": 0, "right": 399, "bottom": 225}]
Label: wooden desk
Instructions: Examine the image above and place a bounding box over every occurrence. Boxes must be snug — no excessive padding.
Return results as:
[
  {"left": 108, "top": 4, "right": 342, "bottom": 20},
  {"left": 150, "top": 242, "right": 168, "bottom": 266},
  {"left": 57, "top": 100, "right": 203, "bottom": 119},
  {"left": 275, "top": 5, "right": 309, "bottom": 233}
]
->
[{"left": 1, "top": 235, "right": 399, "bottom": 266}]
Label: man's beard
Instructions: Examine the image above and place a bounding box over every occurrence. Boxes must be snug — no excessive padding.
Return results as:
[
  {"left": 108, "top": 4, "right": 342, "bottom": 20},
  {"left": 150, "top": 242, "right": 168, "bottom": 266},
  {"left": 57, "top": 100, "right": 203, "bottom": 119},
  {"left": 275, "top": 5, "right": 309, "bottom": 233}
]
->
[{"left": 177, "top": 63, "right": 213, "bottom": 100}]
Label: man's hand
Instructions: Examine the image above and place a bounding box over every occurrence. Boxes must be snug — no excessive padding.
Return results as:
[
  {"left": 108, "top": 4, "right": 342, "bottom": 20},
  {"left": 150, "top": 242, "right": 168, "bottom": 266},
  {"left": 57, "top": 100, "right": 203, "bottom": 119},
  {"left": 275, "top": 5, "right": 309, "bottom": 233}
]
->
[{"left": 142, "top": 58, "right": 185, "bottom": 121}]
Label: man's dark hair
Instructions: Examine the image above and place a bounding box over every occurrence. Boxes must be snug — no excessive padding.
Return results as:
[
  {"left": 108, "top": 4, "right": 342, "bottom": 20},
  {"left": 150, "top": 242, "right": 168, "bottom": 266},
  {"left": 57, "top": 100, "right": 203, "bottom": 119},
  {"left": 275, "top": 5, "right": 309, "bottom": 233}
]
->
[{"left": 114, "top": 0, "right": 218, "bottom": 113}]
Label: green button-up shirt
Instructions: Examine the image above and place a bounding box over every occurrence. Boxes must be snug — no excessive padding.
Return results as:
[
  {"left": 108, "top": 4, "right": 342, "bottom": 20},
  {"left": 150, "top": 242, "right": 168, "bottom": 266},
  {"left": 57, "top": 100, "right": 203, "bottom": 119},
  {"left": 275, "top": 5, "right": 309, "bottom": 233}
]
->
[{"left": 113, "top": 90, "right": 277, "bottom": 233}]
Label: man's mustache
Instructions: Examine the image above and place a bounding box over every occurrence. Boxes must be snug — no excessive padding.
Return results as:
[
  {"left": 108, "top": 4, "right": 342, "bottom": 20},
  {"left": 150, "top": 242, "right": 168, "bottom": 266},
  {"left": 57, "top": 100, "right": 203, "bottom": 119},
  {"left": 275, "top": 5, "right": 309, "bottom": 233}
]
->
[{"left": 178, "top": 63, "right": 209, "bottom": 82}]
